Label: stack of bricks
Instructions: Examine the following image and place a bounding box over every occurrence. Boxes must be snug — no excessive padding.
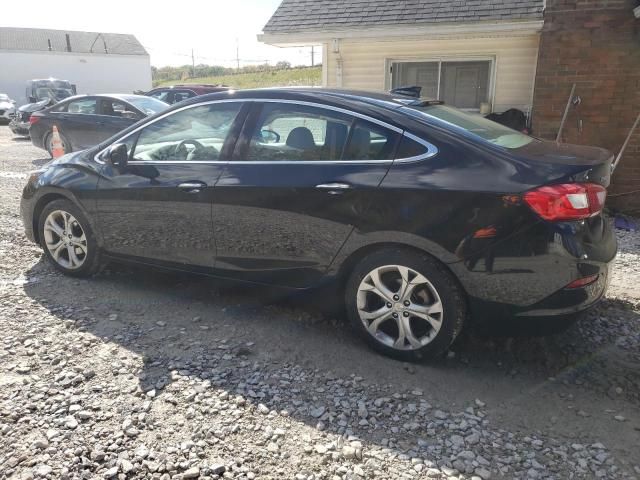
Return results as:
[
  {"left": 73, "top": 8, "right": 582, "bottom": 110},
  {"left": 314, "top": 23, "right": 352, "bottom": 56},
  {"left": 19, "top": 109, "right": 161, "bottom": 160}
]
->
[{"left": 532, "top": 0, "right": 640, "bottom": 213}]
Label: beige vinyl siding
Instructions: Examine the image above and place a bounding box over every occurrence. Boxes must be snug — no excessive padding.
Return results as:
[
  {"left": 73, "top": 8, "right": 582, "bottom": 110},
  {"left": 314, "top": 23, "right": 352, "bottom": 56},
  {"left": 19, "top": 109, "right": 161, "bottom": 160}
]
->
[{"left": 324, "top": 34, "right": 540, "bottom": 113}]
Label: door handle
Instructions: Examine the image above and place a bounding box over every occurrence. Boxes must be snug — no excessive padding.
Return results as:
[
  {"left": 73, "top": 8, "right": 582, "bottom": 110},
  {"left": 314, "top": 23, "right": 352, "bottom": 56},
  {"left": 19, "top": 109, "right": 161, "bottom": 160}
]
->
[
  {"left": 316, "top": 182, "right": 352, "bottom": 195},
  {"left": 178, "top": 181, "right": 207, "bottom": 193}
]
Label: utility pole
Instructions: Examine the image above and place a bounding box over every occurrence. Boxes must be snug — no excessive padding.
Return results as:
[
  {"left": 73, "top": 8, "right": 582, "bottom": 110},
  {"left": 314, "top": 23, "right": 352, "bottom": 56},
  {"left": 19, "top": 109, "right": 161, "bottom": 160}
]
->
[
  {"left": 311, "top": 46, "right": 315, "bottom": 67},
  {"left": 236, "top": 38, "right": 240, "bottom": 72},
  {"left": 191, "top": 49, "right": 195, "bottom": 78}
]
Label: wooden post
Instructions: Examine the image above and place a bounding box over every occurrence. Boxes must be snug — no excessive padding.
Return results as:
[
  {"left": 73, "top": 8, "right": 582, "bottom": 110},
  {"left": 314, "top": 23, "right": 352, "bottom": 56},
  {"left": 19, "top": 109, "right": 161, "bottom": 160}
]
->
[
  {"left": 612, "top": 112, "right": 640, "bottom": 172},
  {"left": 556, "top": 83, "right": 576, "bottom": 143}
]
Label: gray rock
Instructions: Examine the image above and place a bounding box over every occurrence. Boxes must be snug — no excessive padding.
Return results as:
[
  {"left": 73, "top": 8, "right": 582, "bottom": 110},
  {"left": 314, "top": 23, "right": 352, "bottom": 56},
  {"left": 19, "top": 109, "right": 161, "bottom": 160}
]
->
[
  {"left": 310, "top": 406, "right": 325, "bottom": 418},
  {"left": 182, "top": 467, "right": 200, "bottom": 478},
  {"left": 32, "top": 438, "right": 49, "bottom": 450},
  {"left": 475, "top": 467, "right": 491, "bottom": 479},
  {"left": 342, "top": 446, "right": 357, "bottom": 459},
  {"left": 103, "top": 466, "right": 119, "bottom": 478},
  {"left": 34, "top": 465, "right": 53, "bottom": 477}
]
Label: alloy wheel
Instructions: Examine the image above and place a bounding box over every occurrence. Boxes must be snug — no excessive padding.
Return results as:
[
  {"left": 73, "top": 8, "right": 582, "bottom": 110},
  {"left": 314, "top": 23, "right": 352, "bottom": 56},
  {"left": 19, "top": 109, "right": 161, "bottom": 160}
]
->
[
  {"left": 356, "top": 265, "right": 444, "bottom": 350},
  {"left": 43, "top": 210, "right": 88, "bottom": 269}
]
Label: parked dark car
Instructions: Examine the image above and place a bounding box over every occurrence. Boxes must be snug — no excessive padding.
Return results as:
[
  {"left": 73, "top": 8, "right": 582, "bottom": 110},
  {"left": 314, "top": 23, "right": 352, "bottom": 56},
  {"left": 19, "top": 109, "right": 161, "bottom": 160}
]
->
[
  {"left": 145, "top": 84, "right": 230, "bottom": 104},
  {"left": 29, "top": 94, "right": 169, "bottom": 156},
  {"left": 9, "top": 79, "right": 77, "bottom": 136},
  {"left": 20, "top": 88, "right": 617, "bottom": 361}
]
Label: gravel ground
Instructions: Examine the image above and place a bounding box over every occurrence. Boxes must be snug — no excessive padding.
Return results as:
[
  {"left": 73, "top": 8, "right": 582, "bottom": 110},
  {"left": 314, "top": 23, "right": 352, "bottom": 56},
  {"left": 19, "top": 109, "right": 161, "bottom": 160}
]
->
[{"left": 1, "top": 125, "right": 639, "bottom": 480}]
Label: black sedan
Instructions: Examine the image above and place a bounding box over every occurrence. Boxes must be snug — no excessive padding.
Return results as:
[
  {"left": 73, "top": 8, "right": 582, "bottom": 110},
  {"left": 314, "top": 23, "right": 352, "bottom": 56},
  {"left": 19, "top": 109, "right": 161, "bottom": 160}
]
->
[
  {"left": 20, "top": 88, "right": 617, "bottom": 361},
  {"left": 29, "top": 94, "right": 169, "bottom": 156}
]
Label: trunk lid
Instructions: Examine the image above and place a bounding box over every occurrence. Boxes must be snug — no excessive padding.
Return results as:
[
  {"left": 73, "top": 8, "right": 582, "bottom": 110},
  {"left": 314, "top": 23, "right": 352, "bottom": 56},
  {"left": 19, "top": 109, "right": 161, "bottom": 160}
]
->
[{"left": 513, "top": 139, "right": 614, "bottom": 187}]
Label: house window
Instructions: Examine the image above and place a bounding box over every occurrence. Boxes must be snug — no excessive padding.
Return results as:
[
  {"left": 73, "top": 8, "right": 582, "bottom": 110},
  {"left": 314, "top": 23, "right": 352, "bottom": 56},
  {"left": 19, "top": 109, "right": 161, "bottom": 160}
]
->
[{"left": 391, "top": 60, "right": 492, "bottom": 110}]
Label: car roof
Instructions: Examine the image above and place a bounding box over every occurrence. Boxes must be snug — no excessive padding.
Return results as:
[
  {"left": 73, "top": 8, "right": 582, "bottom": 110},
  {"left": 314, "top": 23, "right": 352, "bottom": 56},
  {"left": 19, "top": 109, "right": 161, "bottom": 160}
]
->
[
  {"left": 60, "top": 93, "right": 148, "bottom": 102},
  {"left": 187, "top": 87, "right": 426, "bottom": 111}
]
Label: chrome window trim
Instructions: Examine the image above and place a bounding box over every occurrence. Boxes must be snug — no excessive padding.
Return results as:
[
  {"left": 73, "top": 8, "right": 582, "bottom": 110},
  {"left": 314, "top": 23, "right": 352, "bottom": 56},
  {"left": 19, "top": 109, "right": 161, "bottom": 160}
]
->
[
  {"left": 94, "top": 97, "right": 437, "bottom": 166},
  {"left": 395, "top": 132, "right": 439, "bottom": 164}
]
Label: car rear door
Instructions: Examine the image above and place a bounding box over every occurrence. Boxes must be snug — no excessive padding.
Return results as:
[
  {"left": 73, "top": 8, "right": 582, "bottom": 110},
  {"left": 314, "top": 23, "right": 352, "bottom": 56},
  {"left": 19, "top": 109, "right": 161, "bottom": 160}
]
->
[
  {"left": 211, "top": 101, "right": 401, "bottom": 287},
  {"left": 95, "top": 100, "right": 248, "bottom": 268},
  {"left": 56, "top": 97, "right": 103, "bottom": 149}
]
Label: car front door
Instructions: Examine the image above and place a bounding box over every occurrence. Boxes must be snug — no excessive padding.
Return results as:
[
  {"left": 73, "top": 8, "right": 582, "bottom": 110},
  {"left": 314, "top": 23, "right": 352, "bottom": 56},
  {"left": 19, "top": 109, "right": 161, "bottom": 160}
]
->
[
  {"left": 172, "top": 90, "right": 197, "bottom": 104},
  {"left": 148, "top": 89, "right": 172, "bottom": 104},
  {"left": 212, "top": 101, "right": 401, "bottom": 287},
  {"left": 96, "top": 98, "right": 144, "bottom": 142},
  {"left": 95, "top": 101, "right": 247, "bottom": 268}
]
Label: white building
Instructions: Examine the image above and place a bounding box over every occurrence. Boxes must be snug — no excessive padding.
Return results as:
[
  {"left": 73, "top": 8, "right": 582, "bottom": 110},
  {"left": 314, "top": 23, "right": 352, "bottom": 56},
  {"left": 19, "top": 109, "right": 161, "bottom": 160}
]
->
[{"left": 0, "top": 27, "right": 151, "bottom": 106}]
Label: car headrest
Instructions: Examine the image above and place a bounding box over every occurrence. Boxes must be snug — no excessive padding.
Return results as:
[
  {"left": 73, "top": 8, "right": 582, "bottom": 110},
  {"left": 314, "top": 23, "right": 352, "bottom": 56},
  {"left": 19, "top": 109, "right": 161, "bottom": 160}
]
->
[{"left": 286, "top": 127, "right": 315, "bottom": 150}]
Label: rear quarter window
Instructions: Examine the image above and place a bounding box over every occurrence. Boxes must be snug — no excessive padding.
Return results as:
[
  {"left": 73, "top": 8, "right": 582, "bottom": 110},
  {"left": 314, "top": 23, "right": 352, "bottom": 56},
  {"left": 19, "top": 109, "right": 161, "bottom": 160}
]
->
[{"left": 396, "top": 135, "right": 430, "bottom": 160}]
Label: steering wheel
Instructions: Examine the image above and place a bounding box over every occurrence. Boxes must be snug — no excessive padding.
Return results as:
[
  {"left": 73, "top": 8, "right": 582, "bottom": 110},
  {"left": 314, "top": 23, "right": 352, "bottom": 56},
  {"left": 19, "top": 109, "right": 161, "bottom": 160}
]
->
[{"left": 174, "top": 139, "right": 205, "bottom": 161}]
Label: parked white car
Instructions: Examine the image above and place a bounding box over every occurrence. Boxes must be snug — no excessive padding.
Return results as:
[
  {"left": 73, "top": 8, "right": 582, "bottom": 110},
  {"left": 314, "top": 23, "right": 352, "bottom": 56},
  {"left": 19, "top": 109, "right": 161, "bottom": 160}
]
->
[{"left": 0, "top": 93, "right": 17, "bottom": 123}]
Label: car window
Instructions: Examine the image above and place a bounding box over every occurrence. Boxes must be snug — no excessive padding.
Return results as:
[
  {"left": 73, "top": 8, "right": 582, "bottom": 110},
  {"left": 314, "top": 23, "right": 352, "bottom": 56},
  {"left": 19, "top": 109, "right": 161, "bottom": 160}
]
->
[
  {"left": 101, "top": 99, "right": 143, "bottom": 120},
  {"left": 396, "top": 135, "right": 430, "bottom": 159},
  {"left": 148, "top": 90, "right": 171, "bottom": 103},
  {"left": 173, "top": 90, "right": 195, "bottom": 103},
  {"left": 131, "top": 103, "right": 242, "bottom": 162},
  {"left": 66, "top": 99, "right": 98, "bottom": 114},
  {"left": 51, "top": 102, "right": 69, "bottom": 112},
  {"left": 246, "top": 103, "right": 352, "bottom": 162},
  {"left": 343, "top": 120, "right": 399, "bottom": 161}
]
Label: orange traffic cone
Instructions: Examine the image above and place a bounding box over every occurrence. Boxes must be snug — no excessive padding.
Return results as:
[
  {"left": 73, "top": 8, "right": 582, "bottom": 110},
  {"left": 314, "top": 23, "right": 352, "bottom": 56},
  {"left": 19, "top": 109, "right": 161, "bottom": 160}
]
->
[{"left": 51, "top": 125, "right": 65, "bottom": 158}]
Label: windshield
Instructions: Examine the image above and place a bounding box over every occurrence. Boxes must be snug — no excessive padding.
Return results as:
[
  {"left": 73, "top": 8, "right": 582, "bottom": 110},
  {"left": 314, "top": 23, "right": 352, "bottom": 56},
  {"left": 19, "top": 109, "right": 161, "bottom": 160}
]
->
[
  {"left": 403, "top": 104, "right": 534, "bottom": 149},
  {"left": 35, "top": 88, "right": 74, "bottom": 102},
  {"left": 123, "top": 96, "right": 169, "bottom": 115}
]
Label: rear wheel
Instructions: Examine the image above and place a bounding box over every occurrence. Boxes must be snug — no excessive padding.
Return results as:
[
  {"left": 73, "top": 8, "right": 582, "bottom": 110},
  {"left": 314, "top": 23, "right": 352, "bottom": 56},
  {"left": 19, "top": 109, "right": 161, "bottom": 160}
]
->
[
  {"left": 345, "top": 248, "right": 466, "bottom": 361},
  {"left": 38, "top": 199, "right": 100, "bottom": 277}
]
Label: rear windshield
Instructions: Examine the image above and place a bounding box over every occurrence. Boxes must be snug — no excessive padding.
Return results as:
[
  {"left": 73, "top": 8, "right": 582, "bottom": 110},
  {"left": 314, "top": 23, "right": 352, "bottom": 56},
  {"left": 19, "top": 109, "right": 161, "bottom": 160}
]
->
[{"left": 402, "top": 104, "right": 534, "bottom": 149}]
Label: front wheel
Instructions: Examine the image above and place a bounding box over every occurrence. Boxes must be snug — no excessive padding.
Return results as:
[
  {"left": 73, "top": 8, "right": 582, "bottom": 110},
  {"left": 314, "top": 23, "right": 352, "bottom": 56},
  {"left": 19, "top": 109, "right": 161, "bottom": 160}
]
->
[
  {"left": 345, "top": 248, "right": 466, "bottom": 361},
  {"left": 38, "top": 199, "right": 100, "bottom": 277}
]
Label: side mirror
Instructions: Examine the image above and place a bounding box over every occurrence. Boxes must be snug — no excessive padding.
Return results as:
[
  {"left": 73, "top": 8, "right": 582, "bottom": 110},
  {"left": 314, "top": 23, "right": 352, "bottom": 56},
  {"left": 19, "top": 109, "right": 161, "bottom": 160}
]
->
[
  {"left": 107, "top": 143, "right": 129, "bottom": 168},
  {"left": 260, "top": 129, "right": 281, "bottom": 144}
]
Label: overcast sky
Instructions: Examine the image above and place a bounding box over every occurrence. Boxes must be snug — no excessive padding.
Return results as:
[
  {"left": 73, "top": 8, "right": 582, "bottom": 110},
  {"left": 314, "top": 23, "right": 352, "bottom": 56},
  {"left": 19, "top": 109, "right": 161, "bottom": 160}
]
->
[{"left": 1, "top": 0, "right": 319, "bottom": 68}]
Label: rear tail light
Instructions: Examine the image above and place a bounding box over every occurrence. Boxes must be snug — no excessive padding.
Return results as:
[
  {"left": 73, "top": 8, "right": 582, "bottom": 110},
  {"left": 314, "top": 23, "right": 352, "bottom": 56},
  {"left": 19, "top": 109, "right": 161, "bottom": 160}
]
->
[
  {"left": 29, "top": 115, "right": 40, "bottom": 126},
  {"left": 566, "top": 274, "right": 599, "bottom": 289},
  {"left": 523, "top": 183, "right": 606, "bottom": 221}
]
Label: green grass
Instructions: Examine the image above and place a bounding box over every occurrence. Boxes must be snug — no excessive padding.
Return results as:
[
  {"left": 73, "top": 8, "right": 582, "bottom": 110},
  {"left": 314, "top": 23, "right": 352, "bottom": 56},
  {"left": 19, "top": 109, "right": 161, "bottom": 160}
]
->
[{"left": 156, "top": 66, "right": 322, "bottom": 89}]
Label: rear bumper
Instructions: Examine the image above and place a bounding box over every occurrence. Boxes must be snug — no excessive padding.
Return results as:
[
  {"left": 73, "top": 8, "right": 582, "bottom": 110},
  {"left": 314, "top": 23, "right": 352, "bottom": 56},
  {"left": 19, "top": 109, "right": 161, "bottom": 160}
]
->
[
  {"left": 451, "top": 215, "right": 617, "bottom": 320},
  {"left": 469, "top": 264, "right": 611, "bottom": 319},
  {"left": 10, "top": 119, "right": 30, "bottom": 136}
]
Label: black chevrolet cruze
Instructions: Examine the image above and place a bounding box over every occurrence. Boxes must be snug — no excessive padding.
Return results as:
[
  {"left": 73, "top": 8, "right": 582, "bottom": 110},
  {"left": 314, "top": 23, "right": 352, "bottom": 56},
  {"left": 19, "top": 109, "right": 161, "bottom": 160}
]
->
[{"left": 21, "top": 88, "right": 617, "bottom": 360}]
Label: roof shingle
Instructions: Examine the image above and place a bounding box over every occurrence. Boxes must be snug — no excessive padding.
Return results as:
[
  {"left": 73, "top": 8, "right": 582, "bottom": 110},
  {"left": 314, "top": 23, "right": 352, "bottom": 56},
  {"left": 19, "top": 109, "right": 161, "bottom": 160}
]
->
[
  {"left": 263, "top": 0, "right": 544, "bottom": 33},
  {"left": 0, "top": 27, "right": 147, "bottom": 56}
]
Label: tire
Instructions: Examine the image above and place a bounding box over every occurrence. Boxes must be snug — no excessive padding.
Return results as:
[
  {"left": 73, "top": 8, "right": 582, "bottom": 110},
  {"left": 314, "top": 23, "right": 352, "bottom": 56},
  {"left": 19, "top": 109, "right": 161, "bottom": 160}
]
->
[
  {"left": 44, "top": 130, "right": 71, "bottom": 157},
  {"left": 38, "top": 199, "right": 100, "bottom": 277},
  {"left": 345, "top": 247, "right": 466, "bottom": 361}
]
